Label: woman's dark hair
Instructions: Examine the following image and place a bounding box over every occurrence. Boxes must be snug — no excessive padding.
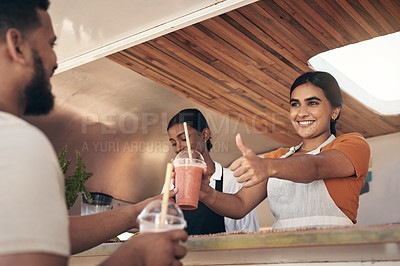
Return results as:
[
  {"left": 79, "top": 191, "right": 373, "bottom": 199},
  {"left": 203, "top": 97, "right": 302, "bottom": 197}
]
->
[
  {"left": 290, "top": 71, "right": 343, "bottom": 136},
  {"left": 0, "top": 0, "right": 50, "bottom": 38},
  {"left": 167, "top": 109, "right": 213, "bottom": 151}
]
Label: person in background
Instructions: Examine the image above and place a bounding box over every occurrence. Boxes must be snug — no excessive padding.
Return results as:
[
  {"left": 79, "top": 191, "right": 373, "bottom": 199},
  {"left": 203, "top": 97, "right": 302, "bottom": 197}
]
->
[
  {"left": 199, "top": 71, "right": 370, "bottom": 231},
  {"left": 0, "top": 1, "right": 187, "bottom": 265},
  {"left": 166, "top": 109, "right": 259, "bottom": 235}
]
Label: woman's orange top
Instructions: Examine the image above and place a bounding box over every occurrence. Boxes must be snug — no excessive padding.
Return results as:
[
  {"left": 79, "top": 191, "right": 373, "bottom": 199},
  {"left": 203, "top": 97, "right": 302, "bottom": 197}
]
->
[{"left": 265, "top": 133, "right": 370, "bottom": 223}]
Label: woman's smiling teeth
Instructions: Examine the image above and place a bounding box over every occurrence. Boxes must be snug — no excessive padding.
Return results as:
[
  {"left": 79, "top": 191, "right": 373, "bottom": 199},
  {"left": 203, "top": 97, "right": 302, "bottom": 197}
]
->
[{"left": 298, "top": 120, "right": 314, "bottom": 126}]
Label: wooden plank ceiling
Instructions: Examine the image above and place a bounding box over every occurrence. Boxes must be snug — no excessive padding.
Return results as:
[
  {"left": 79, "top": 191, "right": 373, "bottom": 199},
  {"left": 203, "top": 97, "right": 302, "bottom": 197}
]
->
[{"left": 108, "top": 0, "right": 400, "bottom": 147}]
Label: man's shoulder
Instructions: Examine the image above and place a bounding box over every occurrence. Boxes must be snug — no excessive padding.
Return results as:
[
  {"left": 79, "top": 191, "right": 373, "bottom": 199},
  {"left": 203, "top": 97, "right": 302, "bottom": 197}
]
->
[
  {"left": 0, "top": 112, "right": 40, "bottom": 133},
  {"left": 0, "top": 112, "right": 52, "bottom": 150}
]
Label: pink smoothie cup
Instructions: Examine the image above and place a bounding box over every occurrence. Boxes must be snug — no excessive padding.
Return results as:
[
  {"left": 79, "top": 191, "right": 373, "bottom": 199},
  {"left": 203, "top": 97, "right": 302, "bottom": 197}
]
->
[{"left": 173, "top": 150, "right": 206, "bottom": 210}]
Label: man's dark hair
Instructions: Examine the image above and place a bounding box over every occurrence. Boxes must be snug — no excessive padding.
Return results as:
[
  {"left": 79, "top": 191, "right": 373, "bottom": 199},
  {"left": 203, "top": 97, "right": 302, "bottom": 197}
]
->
[{"left": 0, "top": 0, "right": 50, "bottom": 38}]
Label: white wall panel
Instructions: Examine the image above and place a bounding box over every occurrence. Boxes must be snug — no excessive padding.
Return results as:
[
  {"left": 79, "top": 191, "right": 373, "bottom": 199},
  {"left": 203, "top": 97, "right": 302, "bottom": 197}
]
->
[{"left": 49, "top": 0, "right": 258, "bottom": 73}]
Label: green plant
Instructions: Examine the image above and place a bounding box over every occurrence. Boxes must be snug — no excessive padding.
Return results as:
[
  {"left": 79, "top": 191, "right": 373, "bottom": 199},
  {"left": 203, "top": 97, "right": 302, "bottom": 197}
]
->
[{"left": 58, "top": 145, "right": 93, "bottom": 209}]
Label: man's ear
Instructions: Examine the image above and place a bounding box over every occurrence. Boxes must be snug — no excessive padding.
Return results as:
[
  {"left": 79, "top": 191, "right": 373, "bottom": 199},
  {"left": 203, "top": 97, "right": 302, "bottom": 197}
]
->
[{"left": 5, "top": 28, "right": 29, "bottom": 65}]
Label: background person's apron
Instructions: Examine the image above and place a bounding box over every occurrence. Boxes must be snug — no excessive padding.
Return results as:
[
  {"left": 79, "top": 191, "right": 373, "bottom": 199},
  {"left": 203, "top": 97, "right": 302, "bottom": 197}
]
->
[
  {"left": 267, "top": 135, "right": 353, "bottom": 230},
  {"left": 182, "top": 171, "right": 225, "bottom": 235}
]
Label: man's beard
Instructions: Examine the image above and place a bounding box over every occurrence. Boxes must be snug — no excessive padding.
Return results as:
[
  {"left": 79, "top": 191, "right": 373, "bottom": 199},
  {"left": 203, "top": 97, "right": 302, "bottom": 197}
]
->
[{"left": 23, "top": 49, "right": 54, "bottom": 116}]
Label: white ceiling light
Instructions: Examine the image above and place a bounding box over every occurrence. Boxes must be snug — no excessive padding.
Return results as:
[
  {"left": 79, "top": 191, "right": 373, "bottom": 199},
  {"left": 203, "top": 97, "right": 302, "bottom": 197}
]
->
[{"left": 308, "top": 31, "right": 400, "bottom": 115}]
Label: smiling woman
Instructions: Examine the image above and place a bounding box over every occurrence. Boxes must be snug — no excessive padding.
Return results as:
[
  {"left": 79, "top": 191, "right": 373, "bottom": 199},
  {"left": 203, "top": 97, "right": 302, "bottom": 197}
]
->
[
  {"left": 199, "top": 71, "right": 371, "bottom": 231},
  {"left": 289, "top": 71, "right": 342, "bottom": 151}
]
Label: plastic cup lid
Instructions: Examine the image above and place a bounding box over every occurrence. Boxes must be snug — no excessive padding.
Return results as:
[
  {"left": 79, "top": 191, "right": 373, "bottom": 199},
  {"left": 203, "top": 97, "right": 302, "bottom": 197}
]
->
[
  {"left": 173, "top": 150, "right": 206, "bottom": 167},
  {"left": 137, "top": 200, "right": 186, "bottom": 226}
]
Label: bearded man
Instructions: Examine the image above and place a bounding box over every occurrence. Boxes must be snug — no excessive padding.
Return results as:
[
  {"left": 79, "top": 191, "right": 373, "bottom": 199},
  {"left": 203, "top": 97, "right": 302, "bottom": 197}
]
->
[{"left": 0, "top": 1, "right": 187, "bottom": 265}]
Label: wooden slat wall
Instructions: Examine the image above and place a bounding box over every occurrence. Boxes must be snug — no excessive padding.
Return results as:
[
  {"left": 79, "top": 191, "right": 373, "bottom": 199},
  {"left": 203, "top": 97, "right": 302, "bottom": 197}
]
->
[{"left": 108, "top": 0, "right": 400, "bottom": 147}]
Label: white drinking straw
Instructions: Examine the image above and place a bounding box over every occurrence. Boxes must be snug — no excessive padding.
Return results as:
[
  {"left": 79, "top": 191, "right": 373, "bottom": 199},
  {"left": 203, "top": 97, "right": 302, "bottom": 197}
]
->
[
  {"left": 160, "top": 163, "right": 173, "bottom": 227},
  {"left": 183, "top": 122, "right": 193, "bottom": 159}
]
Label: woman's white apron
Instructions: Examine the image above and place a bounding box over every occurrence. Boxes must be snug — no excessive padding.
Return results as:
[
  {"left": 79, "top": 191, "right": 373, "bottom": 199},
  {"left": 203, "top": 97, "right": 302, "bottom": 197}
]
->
[{"left": 267, "top": 135, "right": 353, "bottom": 230}]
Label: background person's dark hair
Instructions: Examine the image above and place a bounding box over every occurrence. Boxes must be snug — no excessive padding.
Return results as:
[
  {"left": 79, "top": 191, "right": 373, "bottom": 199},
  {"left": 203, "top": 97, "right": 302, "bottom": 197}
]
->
[
  {"left": 167, "top": 109, "right": 213, "bottom": 151},
  {"left": 0, "top": 0, "right": 50, "bottom": 38},
  {"left": 290, "top": 71, "right": 343, "bottom": 136}
]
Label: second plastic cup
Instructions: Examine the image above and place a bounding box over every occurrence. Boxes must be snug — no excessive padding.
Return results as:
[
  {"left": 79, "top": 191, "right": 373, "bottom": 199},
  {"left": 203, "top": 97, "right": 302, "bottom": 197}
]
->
[
  {"left": 137, "top": 200, "right": 186, "bottom": 233},
  {"left": 173, "top": 150, "right": 206, "bottom": 210}
]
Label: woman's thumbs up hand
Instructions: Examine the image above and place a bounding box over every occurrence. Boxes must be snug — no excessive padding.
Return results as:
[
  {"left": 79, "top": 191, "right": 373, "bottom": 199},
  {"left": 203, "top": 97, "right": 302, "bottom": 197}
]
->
[
  {"left": 230, "top": 134, "right": 268, "bottom": 188},
  {"left": 235, "top": 133, "right": 253, "bottom": 156}
]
